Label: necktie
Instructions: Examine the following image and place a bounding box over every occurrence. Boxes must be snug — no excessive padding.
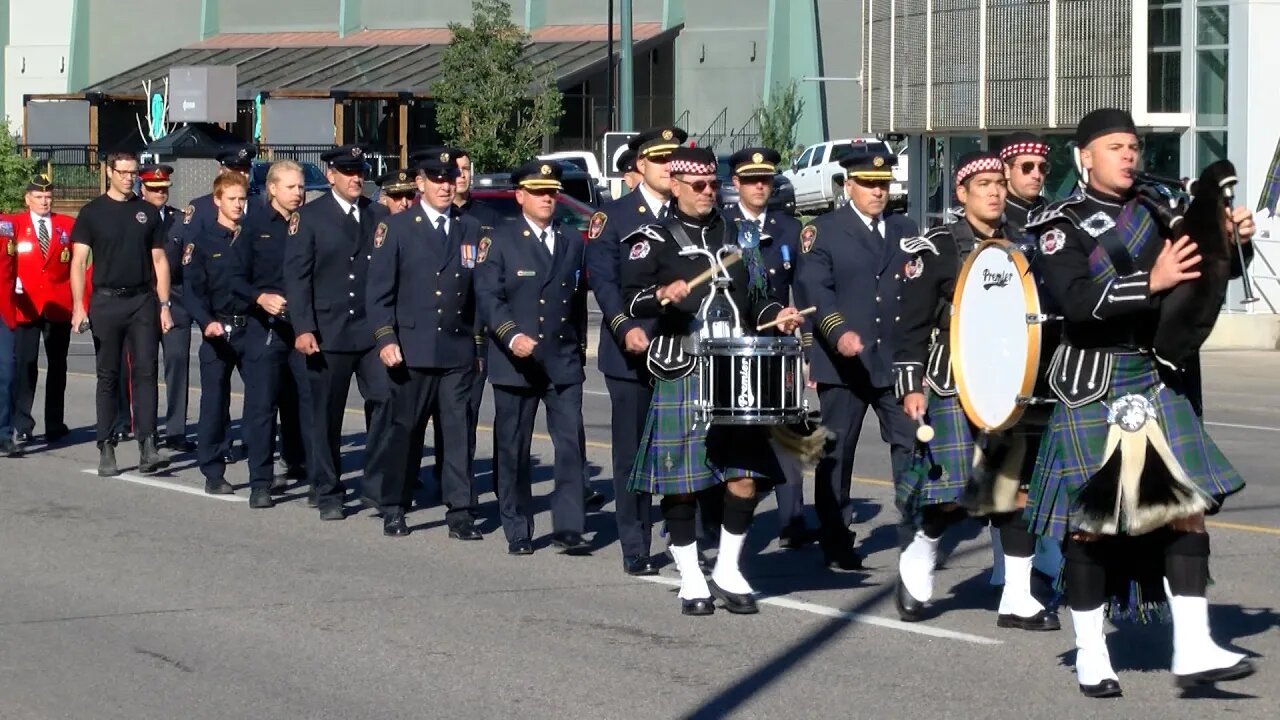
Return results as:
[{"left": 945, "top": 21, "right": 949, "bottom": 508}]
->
[
  {"left": 37, "top": 218, "right": 50, "bottom": 257},
  {"left": 538, "top": 229, "right": 553, "bottom": 258},
  {"left": 869, "top": 217, "right": 884, "bottom": 242},
  {"left": 658, "top": 204, "right": 670, "bottom": 220},
  {"left": 435, "top": 215, "right": 449, "bottom": 242},
  {"left": 347, "top": 205, "right": 358, "bottom": 225}
]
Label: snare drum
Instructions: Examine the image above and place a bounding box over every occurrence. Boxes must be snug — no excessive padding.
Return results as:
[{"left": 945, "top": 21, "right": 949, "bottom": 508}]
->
[
  {"left": 950, "top": 239, "right": 1061, "bottom": 432},
  {"left": 696, "top": 336, "right": 806, "bottom": 425}
]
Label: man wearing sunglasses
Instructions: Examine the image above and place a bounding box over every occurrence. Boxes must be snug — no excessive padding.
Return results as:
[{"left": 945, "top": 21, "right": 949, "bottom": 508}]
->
[
  {"left": 794, "top": 145, "right": 918, "bottom": 571},
  {"left": 1001, "top": 133, "right": 1051, "bottom": 237},
  {"left": 585, "top": 125, "right": 688, "bottom": 577},
  {"left": 284, "top": 144, "right": 392, "bottom": 523},
  {"left": 372, "top": 170, "right": 417, "bottom": 219}
]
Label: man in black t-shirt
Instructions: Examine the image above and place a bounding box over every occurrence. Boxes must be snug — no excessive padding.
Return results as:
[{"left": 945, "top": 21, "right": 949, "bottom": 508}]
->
[{"left": 69, "top": 151, "right": 176, "bottom": 477}]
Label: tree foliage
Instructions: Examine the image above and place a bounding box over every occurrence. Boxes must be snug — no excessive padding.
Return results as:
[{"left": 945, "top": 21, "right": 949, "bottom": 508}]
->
[
  {"left": 757, "top": 80, "right": 806, "bottom": 166},
  {"left": 433, "top": 0, "right": 564, "bottom": 172},
  {"left": 0, "top": 119, "right": 37, "bottom": 212}
]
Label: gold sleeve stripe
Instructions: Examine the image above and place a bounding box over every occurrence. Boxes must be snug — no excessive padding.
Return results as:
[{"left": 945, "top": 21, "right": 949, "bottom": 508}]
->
[
  {"left": 609, "top": 313, "right": 628, "bottom": 332},
  {"left": 374, "top": 327, "right": 394, "bottom": 339},
  {"left": 496, "top": 321, "right": 518, "bottom": 338}
]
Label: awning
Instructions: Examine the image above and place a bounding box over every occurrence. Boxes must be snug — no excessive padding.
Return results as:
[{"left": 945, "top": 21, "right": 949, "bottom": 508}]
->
[{"left": 84, "top": 23, "right": 681, "bottom": 100}]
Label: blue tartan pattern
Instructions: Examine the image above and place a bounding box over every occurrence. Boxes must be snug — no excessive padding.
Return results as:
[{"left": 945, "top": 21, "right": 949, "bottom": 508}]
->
[
  {"left": 1088, "top": 201, "right": 1156, "bottom": 281},
  {"left": 1024, "top": 354, "right": 1244, "bottom": 541},
  {"left": 896, "top": 390, "right": 974, "bottom": 516},
  {"left": 1258, "top": 137, "right": 1280, "bottom": 213},
  {"left": 628, "top": 374, "right": 782, "bottom": 495}
]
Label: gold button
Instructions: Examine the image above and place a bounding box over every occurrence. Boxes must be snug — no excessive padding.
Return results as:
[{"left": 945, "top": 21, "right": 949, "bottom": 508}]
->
[
  {"left": 875, "top": 296, "right": 880, "bottom": 302},
  {"left": 538, "top": 317, "right": 544, "bottom": 321},
  {"left": 437, "top": 309, "right": 443, "bottom": 314},
  {"left": 894, "top": 316, "right": 900, "bottom": 321}
]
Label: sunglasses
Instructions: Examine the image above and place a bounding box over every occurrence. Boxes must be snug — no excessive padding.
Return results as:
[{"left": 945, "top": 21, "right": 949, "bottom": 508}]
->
[
  {"left": 1018, "top": 161, "right": 1050, "bottom": 175},
  {"left": 678, "top": 177, "right": 721, "bottom": 194}
]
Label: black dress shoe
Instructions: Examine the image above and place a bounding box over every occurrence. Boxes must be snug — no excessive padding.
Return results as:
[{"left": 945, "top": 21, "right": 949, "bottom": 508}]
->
[
  {"left": 45, "top": 424, "right": 70, "bottom": 442},
  {"left": 1, "top": 438, "right": 23, "bottom": 458},
  {"left": 14, "top": 431, "right": 32, "bottom": 443},
  {"left": 319, "top": 505, "right": 344, "bottom": 521},
  {"left": 778, "top": 522, "right": 815, "bottom": 550},
  {"left": 1174, "top": 659, "right": 1255, "bottom": 688},
  {"left": 448, "top": 524, "right": 483, "bottom": 541},
  {"left": 508, "top": 539, "right": 534, "bottom": 555},
  {"left": 894, "top": 577, "right": 927, "bottom": 622},
  {"left": 163, "top": 437, "right": 195, "bottom": 453},
  {"left": 822, "top": 543, "right": 865, "bottom": 571},
  {"left": 708, "top": 579, "right": 759, "bottom": 614},
  {"left": 623, "top": 555, "right": 658, "bottom": 576},
  {"left": 306, "top": 488, "right": 320, "bottom": 508},
  {"left": 204, "top": 479, "right": 235, "bottom": 495},
  {"left": 552, "top": 531, "right": 592, "bottom": 555},
  {"left": 383, "top": 512, "right": 410, "bottom": 537},
  {"left": 997, "top": 609, "right": 1061, "bottom": 632},
  {"left": 681, "top": 597, "right": 715, "bottom": 616},
  {"left": 1078, "top": 678, "right": 1123, "bottom": 698},
  {"left": 249, "top": 488, "right": 275, "bottom": 509},
  {"left": 110, "top": 430, "right": 132, "bottom": 444},
  {"left": 584, "top": 488, "right": 607, "bottom": 512},
  {"left": 269, "top": 475, "right": 290, "bottom": 494}
]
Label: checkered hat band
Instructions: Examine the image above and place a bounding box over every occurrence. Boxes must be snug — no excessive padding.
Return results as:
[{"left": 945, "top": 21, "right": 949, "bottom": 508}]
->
[
  {"left": 668, "top": 159, "right": 716, "bottom": 175},
  {"left": 999, "top": 142, "right": 1049, "bottom": 161},
  {"left": 956, "top": 157, "right": 1005, "bottom": 184}
]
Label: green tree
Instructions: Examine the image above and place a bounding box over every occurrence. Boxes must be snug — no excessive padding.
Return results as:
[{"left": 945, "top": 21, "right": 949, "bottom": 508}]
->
[
  {"left": 757, "top": 80, "right": 806, "bottom": 166},
  {"left": 0, "top": 119, "right": 37, "bottom": 212},
  {"left": 433, "top": 0, "right": 564, "bottom": 172}
]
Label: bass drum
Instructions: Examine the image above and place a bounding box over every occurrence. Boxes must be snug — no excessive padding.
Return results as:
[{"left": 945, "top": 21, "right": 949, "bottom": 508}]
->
[{"left": 950, "top": 239, "right": 1060, "bottom": 432}]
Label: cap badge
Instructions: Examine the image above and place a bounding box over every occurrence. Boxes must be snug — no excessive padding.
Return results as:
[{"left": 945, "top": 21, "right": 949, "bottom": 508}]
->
[
  {"left": 540, "top": 164, "right": 551, "bottom": 176},
  {"left": 873, "top": 156, "right": 885, "bottom": 168},
  {"left": 752, "top": 153, "right": 763, "bottom": 164},
  {"left": 237, "top": 148, "right": 248, "bottom": 160},
  {"left": 439, "top": 152, "right": 449, "bottom": 163},
  {"left": 352, "top": 146, "right": 363, "bottom": 157},
  {"left": 661, "top": 129, "right": 674, "bottom": 141}
]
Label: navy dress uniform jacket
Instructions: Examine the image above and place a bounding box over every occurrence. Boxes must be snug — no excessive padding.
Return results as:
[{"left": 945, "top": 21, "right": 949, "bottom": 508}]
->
[
  {"left": 366, "top": 204, "right": 481, "bottom": 370},
  {"left": 283, "top": 193, "right": 378, "bottom": 353},
  {"left": 584, "top": 190, "right": 661, "bottom": 380},
  {"left": 475, "top": 218, "right": 587, "bottom": 388},
  {"left": 794, "top": 205, "right": 917, "bottom": 389}
]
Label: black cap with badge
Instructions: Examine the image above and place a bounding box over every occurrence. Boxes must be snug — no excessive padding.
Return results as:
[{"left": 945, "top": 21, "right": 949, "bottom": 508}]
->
[
  {"left": 626, "top": 126, "right": 689, "bottom": 160},
  {"left": 729, "top": 147, "right": 781, "bottom": 178},
  {"left": 839, "top": 144, "right": 896, "bottom": 181},
  {"left": 376, "top": 170, "right": 417, "bottom": 195},
  {"left": 416, "top": 147, "right": 461, "bottom": 180},
  {"left": 511, "top": 159, "right": 563, "bottom": 191},
  {"left": 217, "top": 145, "right": 256, "bottom": 169},
  {"left": 320, "top": 144, "right": 371, "bottom": 173}
]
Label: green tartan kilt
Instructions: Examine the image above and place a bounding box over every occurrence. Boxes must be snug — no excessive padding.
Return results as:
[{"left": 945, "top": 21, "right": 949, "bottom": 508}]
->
[
  {"left": 896, "top": 390, "right": 975, "bottom": 516},
  {"left": 628, "top": 374, "right": 783, "bottom": 496},
  {"left": 1023, "top": 354, "right": 1244, "bottom": 541}
]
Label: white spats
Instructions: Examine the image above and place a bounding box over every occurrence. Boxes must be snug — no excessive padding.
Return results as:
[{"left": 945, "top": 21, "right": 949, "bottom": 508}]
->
[
  {"left": 711, "top": 528, "right": 754, "bottom": 595},
  {"left": 998, "top": 555, "right": 1047, "bottom": 618},
  {"left": 989, "top": 526, "right": 1006, "bottom": 586},
  {"left": 1070, "top": 607, "right": 1119, "bottom": 687},
  {"left": 899, "top": 531, "right": 940, "bottom": 603},
  {"left": 669, "top": 542, "right": 710, "bottom": 600},
  {"left": 1165, "top": 578, "right": 1246, "bottom": 677}
]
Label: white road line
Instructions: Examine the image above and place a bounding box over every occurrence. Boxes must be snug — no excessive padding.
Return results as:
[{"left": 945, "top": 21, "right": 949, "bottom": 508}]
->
[
  {"left": 80, "top": 469, "right": 247, "bottom": 502},
  {"left": 634, "top": 576, "right": 1002, "bottom": 645},
  {"left": 1206, "top": 421, "right": 1280, "bottom": 433}
]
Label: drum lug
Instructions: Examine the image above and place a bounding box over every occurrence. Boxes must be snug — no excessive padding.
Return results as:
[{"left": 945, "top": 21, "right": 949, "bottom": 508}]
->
[
  {"left": 1015, "top": 395, "right": 1057, "bottom": 406},
  {"left": 1026, "top": 313, "right": 1052, "bottom": 324}
]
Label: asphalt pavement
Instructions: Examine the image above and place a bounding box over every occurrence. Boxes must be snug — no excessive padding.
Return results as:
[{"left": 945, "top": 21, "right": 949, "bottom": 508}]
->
[{"left": 1, "top": 346, "right": 1277, "bottom": 719}]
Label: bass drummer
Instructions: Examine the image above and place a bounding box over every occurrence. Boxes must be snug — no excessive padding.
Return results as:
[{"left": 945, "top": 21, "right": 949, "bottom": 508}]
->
[
  {"left": 620, "top": 146, "right": 804, "bottom": 616},
  {"left": 891, "top": 152, "right": 1058, "bottom": 631}
]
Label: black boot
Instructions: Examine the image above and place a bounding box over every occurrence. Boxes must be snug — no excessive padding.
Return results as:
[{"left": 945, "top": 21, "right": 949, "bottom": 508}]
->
[
  {"left": 138, "top": 436, "right": 170, "bottom": 475},
  {"left": 97, "top": 443, "right": 119, "bottom": 477}
]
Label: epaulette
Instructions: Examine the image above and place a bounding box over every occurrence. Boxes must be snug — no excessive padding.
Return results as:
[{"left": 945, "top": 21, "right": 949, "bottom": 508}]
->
[
  {"left": 624, "top": 223, "right": 669, "bottom": 244},
  {"left": 899, "top": 227, "right": 944, "bottom": 256},
  {"left": 1025, "top": 194, "right": 1086, "bottom": 231}
]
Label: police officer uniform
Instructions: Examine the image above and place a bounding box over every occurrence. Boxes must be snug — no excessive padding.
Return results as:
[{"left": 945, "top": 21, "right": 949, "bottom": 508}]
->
[
  {"left": 1000, "top": 133, "right": 1050, "bottom": 238},
  {"left": 793, "top": 145, "right": 918, "bottom": 569},
  {"left": 283, "top": 144, "right": 392, "bottom": 520},
  {"left": 475, "top": 160, "right": 590, "bottom": 556},
  {"left": 584, "top": 126, "right": 687, "bottom": 574},
  {"left": 366, "top": 149, "right": 484, "bottom": 538},
  {"left": 184, "top": 214, "right": 252, "bottom": 495},
  {"left": 720, "top": 147, "right": 812, "bottom": 548}
]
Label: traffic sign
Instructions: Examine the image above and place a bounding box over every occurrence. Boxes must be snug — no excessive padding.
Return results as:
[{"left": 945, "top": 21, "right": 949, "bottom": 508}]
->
[{"left": 602, "top": 132, "right": 638, "bottom": 179}]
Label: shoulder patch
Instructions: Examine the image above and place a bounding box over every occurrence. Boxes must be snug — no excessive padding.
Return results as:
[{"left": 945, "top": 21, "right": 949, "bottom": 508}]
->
[
  {"left": 374, "top": 222, "right": 388, "bottom": 249},
  {"left": 477, "top": 236, "right": 491, "bottom": 264},
  {"left": 629, "top": 240, "right": 651, "bottom": 260},
  {"left": 287, "top": 212, "right": 300, "bottom": 236},
  {"left": 1039, "top": 228, "right": 1066, "bottom": 255},
  {"left": 800, "top": 224, "right": 817, "bottom": 253},
  {"left": 183, "top": 205, "right": 195, "bottom": 225},
  {"left": 588, "top": 211, "right": 607, "bottom": 240},
  {"left": 899, "top": 235, "right": 939, "bottom": 256},
  {"left": 182, "top": 243, "right": 195, "bottom": 265},
  {"left": 904, "top": 255, "right": 925, "bottom": 279},
  {"left": 0, "top": 220, "right": 13, "bottom": 237}
]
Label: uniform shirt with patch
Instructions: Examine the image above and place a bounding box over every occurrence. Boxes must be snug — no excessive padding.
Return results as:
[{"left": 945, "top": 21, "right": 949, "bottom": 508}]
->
[{"left": 70, "top": 194, "right": 165, "bottom": 288}]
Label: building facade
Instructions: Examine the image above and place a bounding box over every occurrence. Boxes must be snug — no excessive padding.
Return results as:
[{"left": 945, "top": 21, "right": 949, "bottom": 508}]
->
[{"left": 1, "top": 0, "right": 74, "bottom": 135}]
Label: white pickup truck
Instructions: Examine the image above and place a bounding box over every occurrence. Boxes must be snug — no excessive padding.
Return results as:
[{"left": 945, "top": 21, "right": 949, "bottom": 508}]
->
[{"left": 783, "top": 138, "right": 908, "bottom": 215}]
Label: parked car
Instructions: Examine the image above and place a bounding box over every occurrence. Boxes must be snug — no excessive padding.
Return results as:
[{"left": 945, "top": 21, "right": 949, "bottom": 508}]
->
[
  {"left": 247, "top": 160, "right": 330, "bottom": 199},
  {"left": 469, "top": 189, "right": 595, "bottom": 240},
  {"left": 474, "top": 162, "right": 606, "bottom": 208},
  {"left": 538, "top": 150, "right": 608, "bottom": 194},
  {"left": 715, "top": 155, "right": 797, "bottom": 215},
  {"left": 783, "top": 137, "right": 906, "bottom": 214}
]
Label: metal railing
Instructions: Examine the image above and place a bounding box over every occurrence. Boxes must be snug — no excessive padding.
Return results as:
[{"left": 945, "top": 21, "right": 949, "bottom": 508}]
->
[
  {"left": 19, "top": 144, "right": 100, "bottom": 202},
  {"left": 691, "top": 108, "right": 727, "bottom": 152},
  {"left": 257, "top": 144, "right": 403, "bottom": 176},
  {"left": 727, "top": 112, "right": 760, "bottom": 153}
]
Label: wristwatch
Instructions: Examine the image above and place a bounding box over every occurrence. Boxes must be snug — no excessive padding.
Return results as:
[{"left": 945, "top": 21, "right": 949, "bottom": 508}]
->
[{"left": 159, "top": 300, "right": 172, "bottom": 308}]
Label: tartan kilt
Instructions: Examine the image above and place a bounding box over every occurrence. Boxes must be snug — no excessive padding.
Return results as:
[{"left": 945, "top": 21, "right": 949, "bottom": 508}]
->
[
  {"left": 1024, "top": 354, "right": 1244, "bottom": 541},
  {"left": 628, "top": 374, "right": 783, "bottom": 496},
  {"left": 896, "top": 390, "right": 975, "bottom": 516}
]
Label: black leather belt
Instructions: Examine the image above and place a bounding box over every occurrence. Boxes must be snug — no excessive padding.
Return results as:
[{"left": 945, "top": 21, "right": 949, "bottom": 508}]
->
[
  {"left": 216, "top": 314, "right": 248, "bottom": 328},
  {"left": 93, "top": 286, "right": 148, "bottom": 298}
]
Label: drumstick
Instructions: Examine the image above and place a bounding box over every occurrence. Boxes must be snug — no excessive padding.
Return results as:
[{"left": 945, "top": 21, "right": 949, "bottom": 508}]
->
[
  {"left": 659, "top": 252, "right": 742, "bottom": 306},
  {"left": 915, "top": 416, "right": 935, "bottom": 444},
  {"left": 756, "top": 306, "right": 817, "bottom": 332}
]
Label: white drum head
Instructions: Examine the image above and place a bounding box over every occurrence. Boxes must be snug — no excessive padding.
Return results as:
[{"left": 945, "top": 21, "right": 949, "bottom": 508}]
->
[{"left": 950, "top": 239, "right": 1042, "bottom": 432}]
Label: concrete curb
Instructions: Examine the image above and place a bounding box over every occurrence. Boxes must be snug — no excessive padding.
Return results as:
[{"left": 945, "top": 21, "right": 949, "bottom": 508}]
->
[{"left": 1204, "top": 313, "right": 1280, "bottom": 351}]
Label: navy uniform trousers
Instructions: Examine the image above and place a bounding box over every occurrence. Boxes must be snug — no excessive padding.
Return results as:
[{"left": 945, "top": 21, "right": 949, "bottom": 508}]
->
[
  {"left": 492, "top": 382, "right": 586, "bottom": 542},
  {"left": 241, "top": 317, "right": 312, "bottom": 490},
  {"left": 196, "top": 326, "right": 246, "bottom": 482},
  {"left": 304, "top": 347, "right": 388, "bottom": 510}
]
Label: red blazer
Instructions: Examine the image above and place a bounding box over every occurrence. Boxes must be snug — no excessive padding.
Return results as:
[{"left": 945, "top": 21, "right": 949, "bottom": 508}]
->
[
  {"left": 1, "top": 222, "right": 17, "bottom": 329},
  {"left": 6, "top": 212, "right": 76, "bottom": 323}
]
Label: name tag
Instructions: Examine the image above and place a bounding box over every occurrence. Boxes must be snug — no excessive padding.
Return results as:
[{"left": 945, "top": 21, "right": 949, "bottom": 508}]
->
[
  {"left": 16, "top": 241, "right": 33, "bottom": 253},
  {"left": 516, "top": 270, "right": 536, "bottom": 277}
]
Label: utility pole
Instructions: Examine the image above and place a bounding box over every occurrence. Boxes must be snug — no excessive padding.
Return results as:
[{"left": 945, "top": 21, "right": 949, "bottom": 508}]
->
[
  {"left": 619, "top": 0, "right": 634, "bottom": 131},
  {"left": 606, "top": 0, "right": 615, "bottom": 131}
]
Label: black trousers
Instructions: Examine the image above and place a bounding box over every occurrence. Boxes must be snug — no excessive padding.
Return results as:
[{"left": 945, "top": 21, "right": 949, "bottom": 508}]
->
[
  {"left": 160, "top": 303, "right": 192, "bottom": 440},
  {"left": 814, "top": 381, "right": 914, "bottom": 544},
  {"left": 12, "top": 317, "right": 71, "bottom": 435},
  {"left": 89, "top": 293, "right": 160, "bottom": 443},
  {"left": 434, "top": 357, "right": 486, "bottom": 504},
  {"left": 375, "top": 364, "right": 475, "bottom": 523},
  {"left": 492, "top": 382, "right": 586, "bottom": 543},
  {"left": 604, "top": 376, "right": 655, "bottom": 558},
  {"left": 195, "top": 329, "right": 246, "bottom": 481},
  {"left": 303, "top": 348, "right": 388, "bottom": 511},
  {"left": 277, "top": 355, "right": 308, "bottom": 469},
  {"left": 242, "top": 320, "right": 311, "bottom": 490}
]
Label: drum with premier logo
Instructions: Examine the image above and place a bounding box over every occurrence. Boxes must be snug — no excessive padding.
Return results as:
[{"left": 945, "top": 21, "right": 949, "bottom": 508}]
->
[
  {"left": 696, "top": 336, "right": 806, "bottom": 425},
  {"left": 950, "top": 239, "right": 1060, "bottom": 432}
]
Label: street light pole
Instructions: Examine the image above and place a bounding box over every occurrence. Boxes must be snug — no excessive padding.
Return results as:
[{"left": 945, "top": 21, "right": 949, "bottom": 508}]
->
[
  {"left": 619, "top": 0, "right": 634, "bottom": 131},
  {"left": 606, "top": 0, "right": 614, "bottom": 132}
]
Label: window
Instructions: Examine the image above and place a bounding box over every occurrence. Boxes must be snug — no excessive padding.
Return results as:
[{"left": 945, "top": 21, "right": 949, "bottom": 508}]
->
[
  {"left": 1195, "top": 130, "right": 1229, "bottom": 165},
  {"left": 795, "top": 147, "right": 814, "bottom": 169},
  {"left": 1193, "top": 1, "right": 1229, "bottom": 163},
  {"left": 1148, "top": 1, "right": 1182, "bottom": 113},
  {"left": 1141, "top": 132, "right": 1182, "bottom": 179},
  {"left": 1195, "top": 49, "right": 1229, "bottom": 126}
]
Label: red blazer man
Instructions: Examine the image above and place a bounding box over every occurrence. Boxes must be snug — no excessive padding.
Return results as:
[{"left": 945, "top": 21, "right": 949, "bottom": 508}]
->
[{"left": 10, "top": 201, "right": 76, "bottom": 323}]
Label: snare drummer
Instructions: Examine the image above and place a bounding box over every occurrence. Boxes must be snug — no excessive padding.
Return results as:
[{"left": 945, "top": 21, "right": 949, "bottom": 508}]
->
[
  {"left": 891, "top": 152, "right": 1058, "bottom": 631},
  {"left": 621, "top": 147, "right": 804, "bottom": 616},
  {"left": 1000, "top": 133, "right": 1051, "bottom": 238},
  {"left": 1024, "top": 108, "right": 1254, "bottom": 696}
]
